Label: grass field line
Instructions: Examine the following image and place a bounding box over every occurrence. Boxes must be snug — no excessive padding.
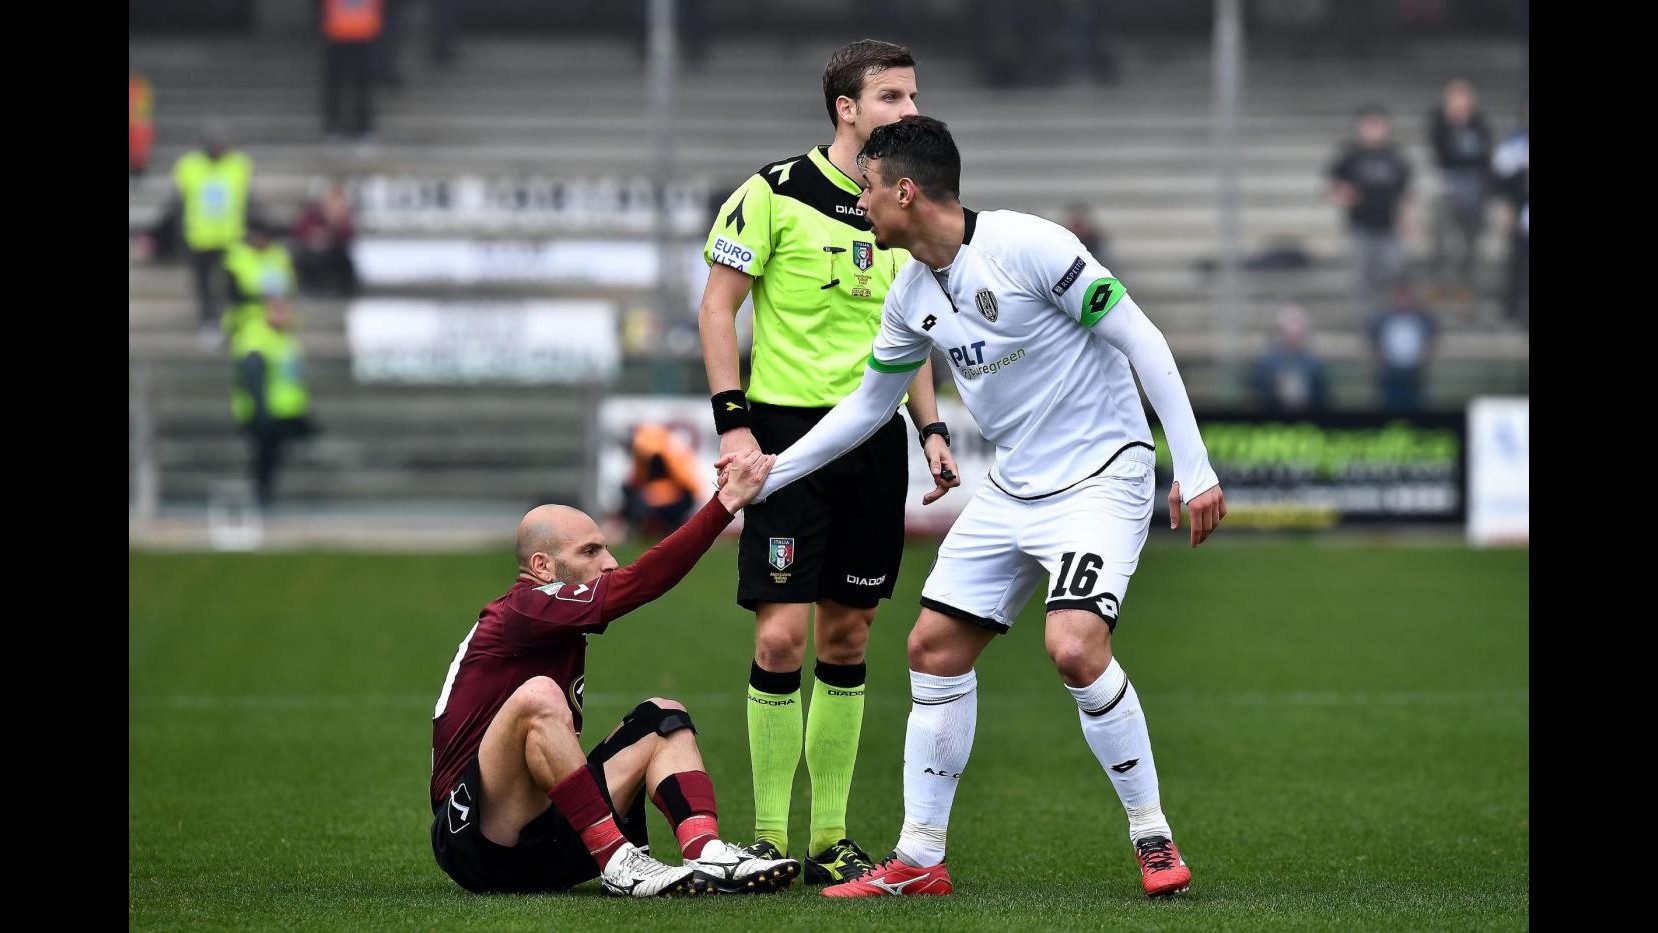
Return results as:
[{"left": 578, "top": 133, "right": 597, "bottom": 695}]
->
[{"left": 129, "top": 687, "right": 1528, "bottom": 711}]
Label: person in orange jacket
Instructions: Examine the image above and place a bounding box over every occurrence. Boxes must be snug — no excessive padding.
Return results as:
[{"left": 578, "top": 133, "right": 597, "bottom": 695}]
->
[
  {"left": 129, "top": 73, "right": 154, "bottom": 176},
  {"left": 622, "top": 423, "right": 707, "bottom": 538},
  {"left": 322, "top": 0, "right": 384, "bottom": 140}
]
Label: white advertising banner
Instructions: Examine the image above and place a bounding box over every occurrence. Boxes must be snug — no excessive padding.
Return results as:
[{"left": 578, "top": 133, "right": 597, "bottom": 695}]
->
[
  {"left": 352, "top": 174, "right": 712, "bottom": 236},
  {"left": 354, "top": 238, "right": 661, "bottom": 287},
  {"left": 1466, "top": 396, "right": 1529, "bottom": 546},
  {"left": 347, "top": 299, "right": 619, "bottom": 384},
  {"left": 353, "top": 239, "right": 713, "bottom": 311}
]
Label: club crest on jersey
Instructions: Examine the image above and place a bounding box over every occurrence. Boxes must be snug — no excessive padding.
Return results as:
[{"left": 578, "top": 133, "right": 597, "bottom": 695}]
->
[
  {"left": 769, "top": 537, "right": 795, "bottom": 571},
  {"left": 852, "top": 241, "right": 874, "bottom": 271},
  {"left": 974, "top": 288, "right": 999, "bottom": 323}
]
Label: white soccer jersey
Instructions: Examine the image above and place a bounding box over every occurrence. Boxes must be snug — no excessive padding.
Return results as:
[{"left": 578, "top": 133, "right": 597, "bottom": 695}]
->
[{"left": 760, "top": 208, "right": 1218, "bottom": 505}]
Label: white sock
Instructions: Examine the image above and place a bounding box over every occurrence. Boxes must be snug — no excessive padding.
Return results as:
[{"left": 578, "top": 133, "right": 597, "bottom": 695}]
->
[
  {"left": 896, "top": 669, "right": 977, "bottom": 866},
  {"left": 1066, "top": 658, "right": 1173, "bottom": 843},
  {"left": 1126, "top": 803, "right": 1171, "bottom": 842},
  {"left": 895, "top": 818, "right": 948, "bottom": 868}
]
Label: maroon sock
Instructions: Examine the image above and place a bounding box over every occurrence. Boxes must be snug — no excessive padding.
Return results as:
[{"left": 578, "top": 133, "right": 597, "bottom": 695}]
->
[
  {"left": 651, "top": 771, "right": 719, "bottom": 859},
  {"left": 549, "top": 768, "right": 627, "bottom": 868}
]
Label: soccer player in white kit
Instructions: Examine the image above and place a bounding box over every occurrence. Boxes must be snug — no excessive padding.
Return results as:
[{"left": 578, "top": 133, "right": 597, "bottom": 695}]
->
[{"left": 720, "top": 115, "right": 1227, "bottom": 898}]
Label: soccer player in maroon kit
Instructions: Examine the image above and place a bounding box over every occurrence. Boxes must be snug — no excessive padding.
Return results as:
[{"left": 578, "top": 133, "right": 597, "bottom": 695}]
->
[{"left": 430, "top": 450, "right": 801, "bottom": 897}]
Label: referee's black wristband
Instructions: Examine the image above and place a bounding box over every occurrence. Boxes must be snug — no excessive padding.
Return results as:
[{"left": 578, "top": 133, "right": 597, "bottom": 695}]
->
[
  {"left": 711, "top": 389, "right": 752, "bottom": 434},
  {"left": 918, "top": 421, "right": 951, "bottom": 450}
]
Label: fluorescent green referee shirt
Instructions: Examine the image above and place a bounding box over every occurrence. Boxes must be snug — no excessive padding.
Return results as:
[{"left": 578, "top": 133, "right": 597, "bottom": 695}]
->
[{"left": 704, "top": 145, "right": 912, "bottom": 408}]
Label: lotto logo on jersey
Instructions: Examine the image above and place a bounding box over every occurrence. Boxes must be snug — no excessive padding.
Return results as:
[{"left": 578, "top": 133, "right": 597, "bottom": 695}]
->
[
  {"left": 769, "top": 537, "right": 795, "bottom": 571},
  {"left": 852, "top": 241, "right": 874, "bottom": 271},
  {"left": 712, "top": 236, "right": 757, "bottom": 273},
  {"left": 1080, "top": 277, "right": 1126, "bottom": 327}
]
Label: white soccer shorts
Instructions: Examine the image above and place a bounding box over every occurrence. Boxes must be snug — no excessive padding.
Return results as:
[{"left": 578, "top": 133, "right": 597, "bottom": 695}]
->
[{"left": 920, "top": 445, "right": 1155, "bottom": 632}]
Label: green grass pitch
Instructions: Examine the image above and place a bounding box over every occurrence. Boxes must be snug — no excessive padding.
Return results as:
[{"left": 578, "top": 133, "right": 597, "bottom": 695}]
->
[{"left": 130, "top": 538, "right": 1527, "bottom": 930}]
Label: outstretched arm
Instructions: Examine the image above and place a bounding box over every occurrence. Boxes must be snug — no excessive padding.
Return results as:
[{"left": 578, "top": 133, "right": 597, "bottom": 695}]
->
[{"left": 732, "top": 363, "right": 913, "bottom": 502}]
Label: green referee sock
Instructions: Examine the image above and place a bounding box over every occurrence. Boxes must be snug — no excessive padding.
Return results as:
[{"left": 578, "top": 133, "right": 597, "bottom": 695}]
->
[
  {"left": 806, "top": 659, "right": 867, "bottom": 855},
  {"left": 747, "top": 661, "right": 803, "bottom": 851}
]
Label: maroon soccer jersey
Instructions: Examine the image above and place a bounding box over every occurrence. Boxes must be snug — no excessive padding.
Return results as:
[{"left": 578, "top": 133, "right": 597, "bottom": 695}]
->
[{"left": 430, "top": 496, "right": 734, "bottom": 804}]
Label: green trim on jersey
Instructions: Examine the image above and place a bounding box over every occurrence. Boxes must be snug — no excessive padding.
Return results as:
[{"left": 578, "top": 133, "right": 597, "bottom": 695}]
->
[
  {"left": 704, "top": 146, "right": 911, "bottom": 408},
  {"left": 868, "top": 353, "right": 925, "bottom": 374},
  {"left": 1079, "top": 277, "right": 1126, "bottom": 328}
]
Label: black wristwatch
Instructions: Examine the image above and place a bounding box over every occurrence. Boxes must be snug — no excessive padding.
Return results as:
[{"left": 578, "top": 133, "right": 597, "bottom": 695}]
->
[{"left": 918, "top": 421, "right": 951, "bottom": 450}]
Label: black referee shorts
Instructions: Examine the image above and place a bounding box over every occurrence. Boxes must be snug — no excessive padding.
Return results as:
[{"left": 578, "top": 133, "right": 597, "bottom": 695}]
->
[{"left": 737, "top": 402, "right": 908, "bottom": 611}]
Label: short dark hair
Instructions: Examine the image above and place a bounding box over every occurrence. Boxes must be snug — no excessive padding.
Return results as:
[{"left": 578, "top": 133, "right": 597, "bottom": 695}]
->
[
  {"left": 1354, "top": 103, "right": 1390, "bottom": 122},
  {"left": 822, "top": 39, "right": 915, "bottom": 127},
  {"left": 858, "top": 114, "right": 960, "bottom": 202}
]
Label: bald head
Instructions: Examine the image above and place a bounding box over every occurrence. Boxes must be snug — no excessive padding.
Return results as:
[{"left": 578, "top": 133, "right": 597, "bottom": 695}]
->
[
  {"left": 517, "top": 504, "right": 615, "bottom": 583},
  {"left": 517, "top": 504, "right": 588, "bottom": 568}
]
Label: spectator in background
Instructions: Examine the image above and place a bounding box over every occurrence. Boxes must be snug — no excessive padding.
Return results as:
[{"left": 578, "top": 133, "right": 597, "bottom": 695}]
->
[
  {"left": 129, "top": 73, "right": 154, "bottom": 177},
  {"left": 1426, "top": 79, "right": 1493, "bottom": 313},
  {"left": 374, "top": 0, "right": 405, "bottom": 88},
  {"left": 230, "top": 301, "right": 314, "bottom": 510},
  {"left": 621, "top": 423, "right": 705, "bottom": 538},
  {"left": 322, "top": 0, "right": 383, "bottom": 141},
  {"left": 680, "top": 0, "right": 711, "bottom": 69},
  {"left": 1061, "top": 202, "right": 1112, "bottom": 269},
  {"left": 972, "top": 0, "right": 1044, "bottom": 87},
  {"left": 429, "top": 0, "right": 464, "bottom": 67},
  {"left": 1368, "top": 282, "right": 1438, "bottom": 414},
  {"left": 1251, "top": 305, "right": 1328, "bottom": 414},
  {"left": 969, "top": 0, "right": 1116, "bottom": 87},
  {"left": 1329, "top": 0, "right": 1397, "bottom": 61},
  {"left": 1327, "top": 105, "right": 1413, "bottom": 319},
  {"left": 1056, "top": 0, "right": 1119, "bottom": 85},
  {"left": 150, "top": 119, "right": 256, "bottom": 345},
  {"left": 221, "top": 221, "right": 297, "bottom": 338},
  {"left": 292, "top": 180, "right": 359, "bottom": 296},
  {"left": 1491, "top": 113, "right": 1528, "bottom": 328}
]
